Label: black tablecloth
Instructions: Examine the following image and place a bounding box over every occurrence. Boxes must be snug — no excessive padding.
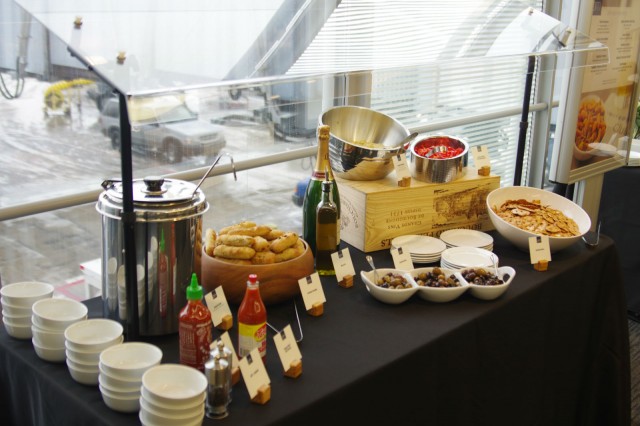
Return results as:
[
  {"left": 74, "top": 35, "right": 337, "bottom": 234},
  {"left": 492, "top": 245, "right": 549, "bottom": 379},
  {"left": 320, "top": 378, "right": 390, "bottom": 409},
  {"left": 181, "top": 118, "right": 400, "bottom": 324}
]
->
[
  {"left": 599, "top": 166, "right": 640, "bottom": 316},
  {"left": 0, "top": 233, "right": 630, "bottom": 426}
]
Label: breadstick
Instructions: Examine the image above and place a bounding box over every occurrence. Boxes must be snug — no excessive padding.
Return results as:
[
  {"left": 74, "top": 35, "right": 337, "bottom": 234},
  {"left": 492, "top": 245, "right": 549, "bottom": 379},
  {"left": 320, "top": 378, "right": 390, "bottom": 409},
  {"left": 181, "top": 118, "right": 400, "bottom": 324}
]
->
[
  {"left": 213, "top": 245, "right": 256, "bottom": 260},
  {"left": 219, "top": 221, "right": 256, "bottom": 235},
  {"left": 205, "top": 228, "right": 217, "bottom": 257},
  {"left": 216, "top": 234, "right": 254, "bottom": 247},
  {"left": 274, "top": 247, "right": 299, "bottom": 262},
  {"left": 251, "top": 251, "right": 276, "bottom": 265},
  {"left": 270, "top": 232, "right": 298, "bottom": 253},
  {"left": 265, "top": 229, "right": 285, "bottom": 241},
  {"left": 252, "top": 236, "right": 270, "bottom": 252},
  {"left": 228, "top": 225, "right": 271, "bottom": 237}
]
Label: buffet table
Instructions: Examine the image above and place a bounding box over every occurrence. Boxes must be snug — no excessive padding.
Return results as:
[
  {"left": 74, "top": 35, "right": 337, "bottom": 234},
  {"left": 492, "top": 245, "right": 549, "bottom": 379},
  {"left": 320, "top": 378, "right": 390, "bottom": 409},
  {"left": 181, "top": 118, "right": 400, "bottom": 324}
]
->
[{"left": 0, "top": 232, "right": 630, "bottom": 426}]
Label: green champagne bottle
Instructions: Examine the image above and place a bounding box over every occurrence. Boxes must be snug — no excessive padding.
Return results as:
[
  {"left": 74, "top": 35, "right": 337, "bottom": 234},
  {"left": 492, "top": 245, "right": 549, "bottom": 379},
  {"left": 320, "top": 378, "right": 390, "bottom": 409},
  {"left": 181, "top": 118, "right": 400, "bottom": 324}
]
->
[{"left": 302, "top": 125, "right": 340, "bottom": 257}]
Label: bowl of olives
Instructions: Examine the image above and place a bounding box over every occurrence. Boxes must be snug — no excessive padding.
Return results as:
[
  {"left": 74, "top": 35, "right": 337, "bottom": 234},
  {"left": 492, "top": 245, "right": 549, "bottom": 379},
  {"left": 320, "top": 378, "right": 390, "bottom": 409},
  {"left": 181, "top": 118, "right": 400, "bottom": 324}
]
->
[
  {"left": 412, "top": 267, "right": 469, "bottom": 303},
  {"left": 455, "top": 266, "right": 516, "bottom": 301},
  {"left": 360, "top": 268, "right": 417, "bottom": 304}
]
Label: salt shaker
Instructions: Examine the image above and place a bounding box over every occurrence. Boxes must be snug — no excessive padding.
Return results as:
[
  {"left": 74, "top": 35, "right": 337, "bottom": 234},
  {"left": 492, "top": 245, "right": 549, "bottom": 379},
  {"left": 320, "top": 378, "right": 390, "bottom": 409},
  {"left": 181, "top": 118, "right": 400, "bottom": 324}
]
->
[
  {"left": 211, "top": 339, "right": 234, "bottom": 401},
  {"left": 205, "top": 353, "right": 231, "bottom": 419}
]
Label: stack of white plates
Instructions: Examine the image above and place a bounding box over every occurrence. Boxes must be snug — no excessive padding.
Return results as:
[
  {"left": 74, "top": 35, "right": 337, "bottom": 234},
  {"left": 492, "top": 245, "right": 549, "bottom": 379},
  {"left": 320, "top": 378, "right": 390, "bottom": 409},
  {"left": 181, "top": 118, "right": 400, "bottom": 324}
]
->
[
  {"left": 1, "top": 282, "right": 54, "bottom": 340},
  {"left": 64, "top": 319, "right": 124, "bottom": 385},
  {"left": 390, "top": 235, "right": 447, "bottom": 264},
  {"left": 140, "top": 364, "right": 207, "bottom": 426},
  {"left": 439, "top": 229, "right": 494, "bottom": 251},
  {"left": 99, "top": 342, "right": 163, "bottom": 413},
  {"left": 440, "top": 246, "right": 499, "bottom": 270},
  {"left": 31, "top": 298, "right": 88, "bottom": 362}
]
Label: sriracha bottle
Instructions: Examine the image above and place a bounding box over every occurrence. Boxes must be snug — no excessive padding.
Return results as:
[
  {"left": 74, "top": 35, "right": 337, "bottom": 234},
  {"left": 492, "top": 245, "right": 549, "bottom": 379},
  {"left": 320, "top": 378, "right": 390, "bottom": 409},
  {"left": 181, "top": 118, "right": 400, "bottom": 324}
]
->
[
  {"left": 179, "top": 273, "right": 212, "bottom": 372},
  {"left": 237, "top": 274, "right": 267, "bottom": 361}
]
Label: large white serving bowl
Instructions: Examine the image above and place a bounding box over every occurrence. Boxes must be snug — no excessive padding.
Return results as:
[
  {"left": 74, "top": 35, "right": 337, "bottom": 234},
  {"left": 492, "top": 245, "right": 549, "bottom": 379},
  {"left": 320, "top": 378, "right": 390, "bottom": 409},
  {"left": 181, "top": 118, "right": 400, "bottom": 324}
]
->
[
  {"left": 142, "top": 364, "right": 207, "bottom": 408},
  {"left": 1, "top": 282, "right": 54, "bottom": 308},
  {"left": 486, "top": 186, "right": 591, "bottom": 253},
  {"left": 410, "top": 267, "right": 469, "bottom": 303},
  {"left": 360, "top": 269, "right": 418, "bottom": 305},
  {"left": 64, "top": 318, "right": 123, "bottom": 352},
  {"left": 3, "top": 319, "right": 32, "bottom": 339},
  {"left": 456, "top": 266, "right": 516, "bottom": 301},
  {"left": 31, "top": 298, "right": 88, "bottom": 331},
  {"left": 99, "top": 385, "right": 140, "bottom": 413},
  {"left": 32, "top": 338, "right": 66, "bottom": 362},
  {"left": 99, "top": 342, "right": 162, "bottom": 381}
]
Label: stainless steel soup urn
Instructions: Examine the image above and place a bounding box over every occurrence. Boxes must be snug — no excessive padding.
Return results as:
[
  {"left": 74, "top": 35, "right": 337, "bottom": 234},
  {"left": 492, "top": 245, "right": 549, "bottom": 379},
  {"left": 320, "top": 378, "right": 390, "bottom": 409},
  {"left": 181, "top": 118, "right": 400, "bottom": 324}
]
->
[{"left": 96, "top": 177, "right": 208, "bottom": 336}]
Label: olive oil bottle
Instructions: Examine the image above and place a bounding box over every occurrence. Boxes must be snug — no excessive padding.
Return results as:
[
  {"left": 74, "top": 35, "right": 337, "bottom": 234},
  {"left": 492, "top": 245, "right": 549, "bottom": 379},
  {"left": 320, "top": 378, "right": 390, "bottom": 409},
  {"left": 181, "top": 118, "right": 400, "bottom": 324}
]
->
[
  {"left": 302, "top": 125, "right": 340, "bottom": 257},
  {"left": 315, "top": 178, "right": 338, "bottom": 275}
]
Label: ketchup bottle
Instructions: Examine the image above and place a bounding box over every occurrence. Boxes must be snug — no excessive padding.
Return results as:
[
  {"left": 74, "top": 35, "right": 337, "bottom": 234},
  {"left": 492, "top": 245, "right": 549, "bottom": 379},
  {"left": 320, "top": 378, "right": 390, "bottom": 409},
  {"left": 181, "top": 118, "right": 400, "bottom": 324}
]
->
[
  {"left": 179, "top": 273, "right": 212, "bottom": 372},
  {"left": 237, "top": 274, "right": 267, "bottom": 361}
]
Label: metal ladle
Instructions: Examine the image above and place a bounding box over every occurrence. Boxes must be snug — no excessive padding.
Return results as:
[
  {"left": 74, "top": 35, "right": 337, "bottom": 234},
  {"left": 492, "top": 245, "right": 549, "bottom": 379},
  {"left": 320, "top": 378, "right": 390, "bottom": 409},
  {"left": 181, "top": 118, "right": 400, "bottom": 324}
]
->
[{"left": 192, "top": 152, "right": 236, "bottom": 197}]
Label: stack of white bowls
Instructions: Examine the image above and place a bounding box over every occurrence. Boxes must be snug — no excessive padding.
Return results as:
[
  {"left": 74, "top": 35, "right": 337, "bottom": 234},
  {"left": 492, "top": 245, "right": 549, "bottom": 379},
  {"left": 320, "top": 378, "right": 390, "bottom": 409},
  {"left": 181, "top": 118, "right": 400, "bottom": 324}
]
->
[
  {"left": 99, "top": 342, "right": 163, "bottom": 413},
  {"left": 64, "top": 318, "right": 124, "bottom": 385},
  {"left": 1, "top": 282, "right": 54, "bottom": 339},
  {"left": 139, "top": 364, "right": 208, "bottom": 426},
  {"left": 31, "top": 298, "right": 88, "bottom": 362}
]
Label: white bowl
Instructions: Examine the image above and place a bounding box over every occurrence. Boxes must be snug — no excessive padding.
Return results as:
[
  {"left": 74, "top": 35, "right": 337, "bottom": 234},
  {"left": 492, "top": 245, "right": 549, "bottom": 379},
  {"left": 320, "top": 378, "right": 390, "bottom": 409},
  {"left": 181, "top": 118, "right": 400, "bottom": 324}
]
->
[
  {"left": 140, "top": 384, "right": 205, "bottom": 411},
  {"left": 99, "top": 385, "right": 140, "bottom": 413},
  {"left": 142, "top": 364, "right": 208, "bottom": 407},
  {"left": 66, "top": 350, "right": 99, "bottom": 368},
  {"left": 65, "top": 337, "right": 123, "bottom": 364},
  {"left": 486, "top": 186, "right": 591, "bottom": 253},
  {"left": 0, "top": 282, "right": 54, "bottom": 308},
  {"left": 100, "top": 342, "right": 163, "bottom": 381},
  {"left": 3, "top": 320, "right": 32, "bottom": 339},
  {"left": 140, "top": 391, "right": 204, "bottom": 417},
  {"left": 410, "top": 267, "right": 469, "bottom": 303},
  {"left": 1, "top": 299, "right": 33, "bottom": 316},
  {"left": 31, "top": 325, "right": 65, "bottom": 348},
  {"left": 98, "top": 362, "right": 143, "bottom": 386},
  {"left": 31, "top": 298, "right": 88, "bottom": 331},
  {"left": 98, "top": 374, "right": 141, "bottom": 398},
  {"left": 139, "top": 400, "right": 205, "bottom": 426},
  {"left": 456, "top": 266, "right": 516, "bottom": 301},
  {"left": 98, "top": 372, "right": 141, "bottom": 393},
  {"left": 2, "top": 311, "right": 32, "bottom": 326},
  {"left": 64, "top": 318, "right": 123, "bottom": 351},
  {"left": 68, "top": 362, "right": 100, "bottom": 386},
  {"left": 139, "top": 409, "right": 204, "bottom": 426},
  {"left": 360, "top": 269, "right": 418, "bottom": 304},
  {"left": 32, "top": 338, "right": 66, "bottom": 362}
]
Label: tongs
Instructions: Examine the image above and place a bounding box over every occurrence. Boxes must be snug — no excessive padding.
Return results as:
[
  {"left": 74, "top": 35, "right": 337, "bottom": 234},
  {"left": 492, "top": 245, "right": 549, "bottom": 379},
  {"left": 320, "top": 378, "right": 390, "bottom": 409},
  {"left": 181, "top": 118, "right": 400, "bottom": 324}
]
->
[{"left": 192, "top": 152, "right": 236, "bottom": 197}]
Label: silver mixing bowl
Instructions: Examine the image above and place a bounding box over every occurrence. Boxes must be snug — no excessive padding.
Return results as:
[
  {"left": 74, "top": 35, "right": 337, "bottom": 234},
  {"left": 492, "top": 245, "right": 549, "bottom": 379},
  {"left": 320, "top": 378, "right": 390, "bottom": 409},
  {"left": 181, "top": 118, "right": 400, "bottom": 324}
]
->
[
  {"left": 408, "top": 135, "right": 469, "bottom": 183},
  {"left": 319, "top": 106, "right": 410, "bottom": 181}
]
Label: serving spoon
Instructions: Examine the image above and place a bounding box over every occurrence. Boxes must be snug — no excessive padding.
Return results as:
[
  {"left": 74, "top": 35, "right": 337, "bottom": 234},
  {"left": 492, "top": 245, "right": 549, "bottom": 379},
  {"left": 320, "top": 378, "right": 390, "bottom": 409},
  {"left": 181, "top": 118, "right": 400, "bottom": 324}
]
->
[
  {"left": 582, "top": 220, "right": 601, "bottom": 248},
  {"left": 366, "top": 255, "right": 378, "bottom": 284}
]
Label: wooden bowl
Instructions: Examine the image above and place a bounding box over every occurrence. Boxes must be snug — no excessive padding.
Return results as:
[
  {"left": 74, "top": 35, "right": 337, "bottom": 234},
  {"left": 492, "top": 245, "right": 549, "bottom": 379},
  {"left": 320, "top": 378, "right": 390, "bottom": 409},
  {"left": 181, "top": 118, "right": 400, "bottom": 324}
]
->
[{"left": 200, "top": 240, "right": 315, "bottom": 305}]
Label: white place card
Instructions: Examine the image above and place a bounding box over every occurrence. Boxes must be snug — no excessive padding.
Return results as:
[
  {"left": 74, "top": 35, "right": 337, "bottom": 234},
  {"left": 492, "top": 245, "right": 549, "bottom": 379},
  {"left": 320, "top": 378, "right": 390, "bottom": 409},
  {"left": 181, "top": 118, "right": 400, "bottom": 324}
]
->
[
  {"left": 239, "top": 347, "right": 271, "bottom": 399},
  {"left": 392, "top": 152, "right": 411, "bottom": 181},
  {"left": 204, "top": 287, "right": 233, "bottom": 327},
  {"left": 273, "top": 324, "right": 302, "bottom": 372},
  {"left": 471, "top": 145, "right": 491, "bottom": 169},
  {"left": 391, "top": 246, "right": 414, "bottom": 271},
  {"left": 528, "top": 235, "right": 551, "bottom": 264},
  {"left": 331, "top": 248, "right": 356, "bottom": 282},
  {"left": 298, "top": 272, "right": 326, "bottom": 310},
  {"left": 217, "top": 331, "right": 239, "bottom": 369}
]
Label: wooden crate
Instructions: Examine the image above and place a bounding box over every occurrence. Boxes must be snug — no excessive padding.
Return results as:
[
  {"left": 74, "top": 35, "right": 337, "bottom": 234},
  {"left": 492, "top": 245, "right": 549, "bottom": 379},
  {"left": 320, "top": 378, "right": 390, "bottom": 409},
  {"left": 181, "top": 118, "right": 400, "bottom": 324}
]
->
[{"left": 336, "top": 168, "right": 500, "bottom": 252}]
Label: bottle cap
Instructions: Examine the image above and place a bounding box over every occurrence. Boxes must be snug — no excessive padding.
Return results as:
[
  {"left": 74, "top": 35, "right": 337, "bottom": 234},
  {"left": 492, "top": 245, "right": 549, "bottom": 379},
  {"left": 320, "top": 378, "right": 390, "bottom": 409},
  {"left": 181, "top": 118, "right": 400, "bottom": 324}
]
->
[
  {"left": 318, "top": 125, "right": 330, "bottom": 139},
  {"left": 186, "top": 273, "right": 203, "bottom": 300},
  {"left": 248, "top": 274, "right": 258, "bottom": 285}
]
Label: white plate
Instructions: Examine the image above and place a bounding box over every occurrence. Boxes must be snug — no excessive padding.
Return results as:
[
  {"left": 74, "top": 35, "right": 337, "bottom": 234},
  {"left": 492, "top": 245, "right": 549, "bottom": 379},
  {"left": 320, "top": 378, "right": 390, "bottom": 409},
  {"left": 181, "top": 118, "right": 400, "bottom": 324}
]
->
[
  {"left": 440, "top": 247, "right": 498, "bottom": 269},
  {"left": 439, "top": 229, "right": 493, "bottom": 249},
  {"left": 391, "top": 235, "right": 446, "bottom": 256}
]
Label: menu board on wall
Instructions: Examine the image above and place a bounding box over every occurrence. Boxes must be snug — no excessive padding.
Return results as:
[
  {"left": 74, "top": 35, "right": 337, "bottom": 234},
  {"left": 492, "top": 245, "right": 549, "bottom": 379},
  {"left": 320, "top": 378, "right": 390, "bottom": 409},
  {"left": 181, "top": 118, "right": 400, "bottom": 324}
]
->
[{"left": 549, "top": 0, "right": 640, "bottom": 184}]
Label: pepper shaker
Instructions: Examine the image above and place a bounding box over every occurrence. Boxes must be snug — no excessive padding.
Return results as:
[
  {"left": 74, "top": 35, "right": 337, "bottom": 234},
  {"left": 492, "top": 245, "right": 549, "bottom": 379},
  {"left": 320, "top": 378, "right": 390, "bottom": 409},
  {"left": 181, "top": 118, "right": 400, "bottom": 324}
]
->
[{"left": 205, "top": 353, "right": 231, "bottom": 419}]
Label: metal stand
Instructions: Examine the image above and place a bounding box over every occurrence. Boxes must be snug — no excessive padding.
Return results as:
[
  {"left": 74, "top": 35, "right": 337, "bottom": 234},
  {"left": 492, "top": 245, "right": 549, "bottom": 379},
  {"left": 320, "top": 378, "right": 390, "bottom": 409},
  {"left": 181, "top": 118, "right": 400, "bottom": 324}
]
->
[{"left": 514, "top": 55, "right": 536, "bottom": 186}]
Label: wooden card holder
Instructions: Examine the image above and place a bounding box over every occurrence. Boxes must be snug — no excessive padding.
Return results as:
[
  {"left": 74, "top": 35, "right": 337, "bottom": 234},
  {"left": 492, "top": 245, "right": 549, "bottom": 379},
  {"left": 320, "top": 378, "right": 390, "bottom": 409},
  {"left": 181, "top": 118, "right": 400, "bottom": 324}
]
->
[
  {"left": 398, "top": 176, "right": 411, "bottom": 187},
  {"left": 284, "top": 359, "right": 303, "bottom": 378},
  {"left": 339, "top": 274, "right": 354, "bottom": 288},
  {"left": 478, "top": 166, "right": 491, "bottom": 176},
  {"left": 231, "top": 366, "right": 241, "bottom": 386},
  {"left": 251, "top": 384, "right": 271, "bottom": 405},
  {"left": 307, "top": 302, "right": 324, "bottom": 316},
  {"left": 216, "top": 314, "right": 233, "bottom": 331},
  {"left": 534, "top": 260, "right": 548, "bottom": 271}
]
